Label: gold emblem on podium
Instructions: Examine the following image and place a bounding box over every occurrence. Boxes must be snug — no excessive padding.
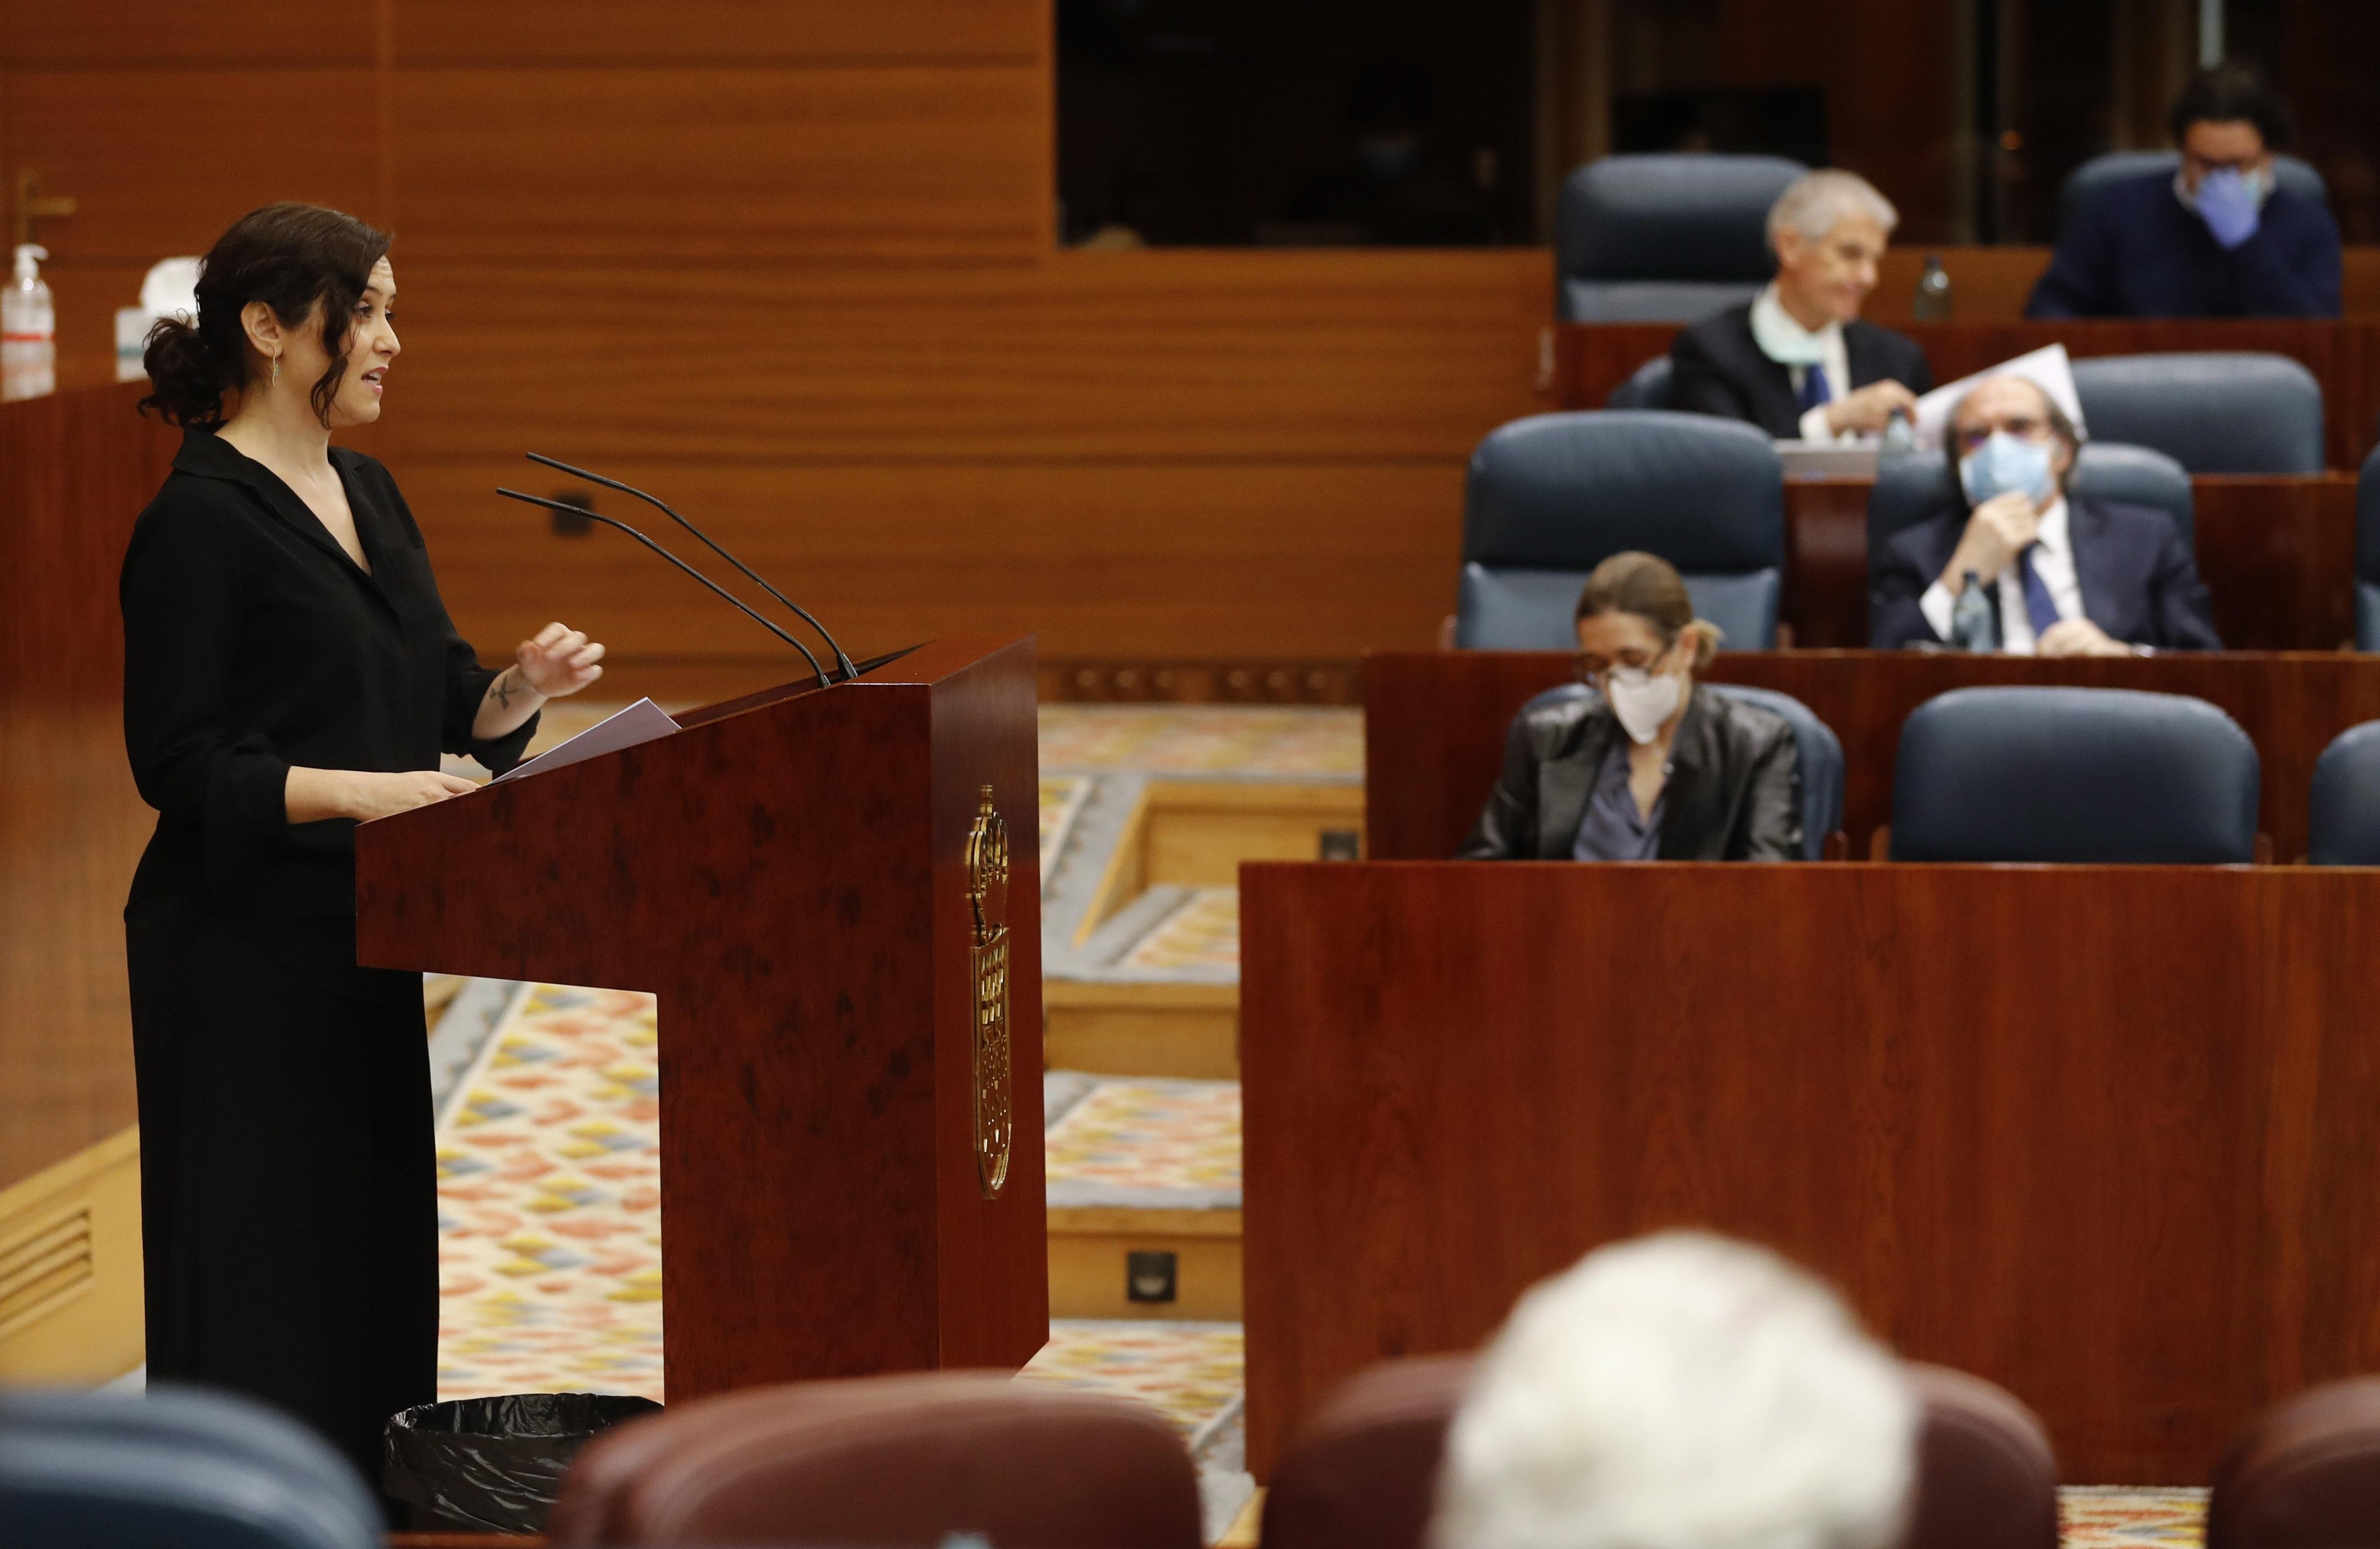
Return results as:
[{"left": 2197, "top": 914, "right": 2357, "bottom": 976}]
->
[{"left": 965, "top": 784, "right": 1013, "bottom": 1198}]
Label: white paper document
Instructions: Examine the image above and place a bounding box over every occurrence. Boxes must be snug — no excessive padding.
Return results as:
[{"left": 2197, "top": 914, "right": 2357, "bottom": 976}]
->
[
  {"left": 1909, "top": 343, "right": 2087, "bottom": 452},
  {"left": 493, "top": 697, "right": 680, "bottom": 783}
]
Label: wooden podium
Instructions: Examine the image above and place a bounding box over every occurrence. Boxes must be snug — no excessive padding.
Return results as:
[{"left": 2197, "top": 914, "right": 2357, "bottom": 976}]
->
[{"left": 354, "top": 634, "right": 1048, "bottom": 1401}]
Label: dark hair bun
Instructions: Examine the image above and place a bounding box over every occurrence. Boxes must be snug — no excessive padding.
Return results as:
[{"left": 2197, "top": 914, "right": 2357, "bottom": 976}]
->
[{"left": 139, "top": 315, "right": 239, "bottom": 429}]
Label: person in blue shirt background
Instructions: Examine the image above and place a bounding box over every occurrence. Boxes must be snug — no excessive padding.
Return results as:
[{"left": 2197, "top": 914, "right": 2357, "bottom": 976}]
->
[{"left": 2027, "top": 62, "right": 2340, "bottom": 318}]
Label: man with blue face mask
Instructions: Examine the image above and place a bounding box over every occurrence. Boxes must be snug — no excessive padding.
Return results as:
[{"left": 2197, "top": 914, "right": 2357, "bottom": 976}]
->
[
  {"left": 1869, "top": 376, "right": 2221, "bottom": 655},
  {"left": 2027, "top": 62, "right": 2339, "bottom": 318}
]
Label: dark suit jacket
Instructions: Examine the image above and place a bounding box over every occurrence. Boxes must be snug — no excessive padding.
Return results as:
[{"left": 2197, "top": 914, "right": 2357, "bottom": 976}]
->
[
  {"left": 1456, "top": 686, "right": 1801, "bottom": 861},
  {"left": 1669, "top": 303, "right": 1933, "bottom": 438},
  {"left": 2026, "top": 173, "right": 2342, "bottom": 318},
  {"left": 1869, "top": 496, "right": 2223, "bottom": 651}
]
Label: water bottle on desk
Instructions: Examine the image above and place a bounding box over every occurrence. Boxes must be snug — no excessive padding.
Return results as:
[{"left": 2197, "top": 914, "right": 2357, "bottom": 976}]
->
[
  {"left": 1914, "top": 253, "right": 1953, "bottom": 322},
  {"left": 4, "top": 245, "right": 56, "bottom": 402},
  {"left": 1951, "top": 572, "right": 1995, "bottom": 652}
]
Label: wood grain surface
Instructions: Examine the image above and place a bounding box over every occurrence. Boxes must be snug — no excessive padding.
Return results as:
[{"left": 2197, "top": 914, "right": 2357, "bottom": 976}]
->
[
  {"left": 1556, "top": 320, "right": 2380, "bottom": 471},
  {"left": 1779, "top": 474, "right": 2357, "bottom": 651},
  {"left": 390, "top": 68, "right": 1050, "bottom": 263},
  {"left": 390, "top": 0, "right": 1045, "bottom": 62},
  {"left": 1362, "top": 650, "right": 2380, "bottom": 864},
  {"left": 1239, "top": 861, "right": 2380, "bottom": 1483},
  {"left": 0, "top": 384, "right": 178, "bottom": 1192},
  {"left": 354, "top": 636, "right": 1048, "bottom": 1393}
]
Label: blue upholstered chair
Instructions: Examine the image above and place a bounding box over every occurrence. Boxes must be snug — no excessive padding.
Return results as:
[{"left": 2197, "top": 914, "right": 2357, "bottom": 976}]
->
[
  {"left": 1458, "top": 411, "right": 1784, "bottom": 651},
  {"left": 2357, "top": 444, "right": 2380, "bottom": 650},
  {"left": 2310, "top": 722, "right": 2380, "bottom": 865},
  {"left": 2070, "top": 353, "right": 2324, "bottom": 474},
  {"left": 2058, "top": 151, "right": 2329, "bottom": 235},
  {"left": 1866, "top": 442, "right": 2194, "bottom": 629},
  {"left": 1555, "top": 154, "right": 1804, "bottom": 323},
  {"left": 1889, "top": 687, "right": 2259, "bottom": 863},
  {"left": 1604, "top": 354, "right": 1675, "bottom": 410},
  {"left": 0, "top": 1385, "right": 381, "bottom": 1548},
  {"left": 1517, "top": 681, "right": 1843, "bottom": 860}
]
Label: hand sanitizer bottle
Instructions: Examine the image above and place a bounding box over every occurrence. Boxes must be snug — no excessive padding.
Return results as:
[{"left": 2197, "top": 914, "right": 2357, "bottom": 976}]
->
[{"left": 3, "top": 245, "right": 56, "bottom": 402}]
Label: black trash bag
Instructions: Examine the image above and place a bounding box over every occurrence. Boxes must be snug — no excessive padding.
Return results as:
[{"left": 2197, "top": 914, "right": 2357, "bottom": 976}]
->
[{"left": 383, "top": 1392, "right": 661, "bottom": 1532}]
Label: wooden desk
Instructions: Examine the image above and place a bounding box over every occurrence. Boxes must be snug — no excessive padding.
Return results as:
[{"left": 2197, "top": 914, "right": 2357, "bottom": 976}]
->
[
  {"left": 1553, "top": 321, "right": 2380, "bottom": 471},
  {"left": 1241, "top": 860, "right": 2380, "bottom": 1483},
  {"left": 1780, "top": 474, "right": 2357, "bottom": 651},
  {"left": 1363, "top": 650, "right": 2380, "bottom": 863}
]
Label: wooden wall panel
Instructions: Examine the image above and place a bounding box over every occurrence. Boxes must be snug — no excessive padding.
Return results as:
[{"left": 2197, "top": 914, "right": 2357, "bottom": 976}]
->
[
  {"left": 394, "top": 0, "right": 1046, "bottom": 64},
  {"left": 1, "top": 72, "right": 382, "bottom": 263},
  {"left": 391, "top": 68, "right": 1050, "bottom": 262},
  {"left": 394, "top": 460, "right": 1464, "bottom": 667},
  {"left": 373, "top": 250, "right": 1549, "bottom": 463},
  {"left": 2, "top": 1, "right": 374, "bottom": 65}
]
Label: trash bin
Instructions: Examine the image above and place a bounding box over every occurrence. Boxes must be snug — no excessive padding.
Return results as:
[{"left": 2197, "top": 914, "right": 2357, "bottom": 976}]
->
[{"left": 383, "top": 1392, "right": 661, "bottom": 1532}]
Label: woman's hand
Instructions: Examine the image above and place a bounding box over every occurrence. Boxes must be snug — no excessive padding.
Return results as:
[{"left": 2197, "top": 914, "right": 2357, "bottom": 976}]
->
[
  {"left": 285, "top": 767, "right": 478, "bottom": 823},
  {"left": 515, "top": 622, "right": 605, "bottom": 699}
]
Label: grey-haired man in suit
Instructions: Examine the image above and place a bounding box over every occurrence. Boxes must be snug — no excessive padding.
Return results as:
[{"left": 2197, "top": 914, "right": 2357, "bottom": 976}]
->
[
  {"left": 1870, "top": 376, "right": 2221, "bottom": 655},
  {"left": 1670, "top": 169, "right": 1932, "bottom": 440}
]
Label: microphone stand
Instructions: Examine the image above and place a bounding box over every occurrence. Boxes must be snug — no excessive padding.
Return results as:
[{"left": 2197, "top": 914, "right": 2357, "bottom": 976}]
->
[
  {"left": 495, "top": 489, "right": 829, "bottom": 689},
  {"left": 525, "top": 453, "right": 860, "bottom": 682}
]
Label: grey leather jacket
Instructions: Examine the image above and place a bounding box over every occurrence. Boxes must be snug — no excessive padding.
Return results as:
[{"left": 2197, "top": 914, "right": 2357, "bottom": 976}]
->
[{"left": 1456, "top": 685, "right": 1801, "bottom": 861}]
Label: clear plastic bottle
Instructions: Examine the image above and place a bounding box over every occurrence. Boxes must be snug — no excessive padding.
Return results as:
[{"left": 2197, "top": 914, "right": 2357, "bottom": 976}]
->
[
  {"left": 1951, "top": 571, "right": 1995, "bottom": 652},
  {"left": 3, "top": 244, "right": 56, "bottom": 402},
  {"left": 1913, "top": 253, "right": 1953, "bottom": 323}
]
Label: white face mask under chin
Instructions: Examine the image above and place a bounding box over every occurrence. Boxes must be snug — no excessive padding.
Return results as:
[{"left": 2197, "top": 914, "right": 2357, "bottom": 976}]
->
[{"left": 1605, "top": 666, "right": 1684, "bottom": 744}]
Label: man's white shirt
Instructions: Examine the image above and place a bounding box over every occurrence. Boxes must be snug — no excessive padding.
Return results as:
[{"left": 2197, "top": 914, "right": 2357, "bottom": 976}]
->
[
  {"left": 1749, "top": 283, "right": 1853, "bottom": 442},
  {"left": 1917, "top": 496, "right": 2083, "bottom": 653}
]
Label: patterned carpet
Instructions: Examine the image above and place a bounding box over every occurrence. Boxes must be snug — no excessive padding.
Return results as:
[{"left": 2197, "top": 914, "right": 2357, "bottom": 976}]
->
[
  {"left": 1046, "top": 1075, "right": 1242, "bottom": 1210},
  {"left": 1121, "top": 887, "right": 1242, "bottom": 974},
  {"left": 435, "top": 985, "right": 664, "bottom": 1403},
  {"left": 1038, "top": 705, "right": 1362, "bottom": 780},
  {"left": 2062, "top": 1489, "right": 2207, "bottom": 1549}
]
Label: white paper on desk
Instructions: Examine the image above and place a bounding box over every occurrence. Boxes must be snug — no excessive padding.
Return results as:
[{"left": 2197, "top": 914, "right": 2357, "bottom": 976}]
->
[
  {"left": 493, "top": 698, "right": 680, "bottom": 783},
  {"left": 1909, "top": 343, "right": 2087, "bottom": 451}
]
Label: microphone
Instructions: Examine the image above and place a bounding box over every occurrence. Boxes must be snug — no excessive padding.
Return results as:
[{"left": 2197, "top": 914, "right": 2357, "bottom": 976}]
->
[
  {"left": 524, "top": 453, "right": 859, "bottom": 683},
  {"left": 495, "top": 488, "right": 829, "bottom": 688}
]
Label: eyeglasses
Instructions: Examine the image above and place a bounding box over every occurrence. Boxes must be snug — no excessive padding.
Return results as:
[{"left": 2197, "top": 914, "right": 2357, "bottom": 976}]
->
[
  {"left": 1952, "top": 416, "right": 2055, "bottom": 452},
  {"left": 1574, "top": 638, "right": 1673, "bottom": 685}
]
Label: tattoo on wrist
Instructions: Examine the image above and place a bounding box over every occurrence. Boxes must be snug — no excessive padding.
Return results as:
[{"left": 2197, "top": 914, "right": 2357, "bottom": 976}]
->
[{"left": 495, "top": 669, "right": 517, "bottom": 710}]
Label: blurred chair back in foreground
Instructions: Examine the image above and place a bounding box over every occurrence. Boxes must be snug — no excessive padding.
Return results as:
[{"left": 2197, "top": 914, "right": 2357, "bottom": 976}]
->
[
  {"left": 0, "top": 1386, "right": 381, "bottom": 1549},
  {"left": 547, "top": 1371, "right": 1201, "bottom": 1548},
  {"left": 2208, "top": 1377, "right": 2380, "bottom": 1549},
  {"left": 1260, "top": 1355, "right": 2057, "bottom": 1549}
]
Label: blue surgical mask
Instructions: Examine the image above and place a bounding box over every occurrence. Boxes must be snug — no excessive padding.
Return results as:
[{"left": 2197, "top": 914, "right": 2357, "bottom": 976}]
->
[{"left": 1960, "top": 431, "right": 2057, "bottom": 505}]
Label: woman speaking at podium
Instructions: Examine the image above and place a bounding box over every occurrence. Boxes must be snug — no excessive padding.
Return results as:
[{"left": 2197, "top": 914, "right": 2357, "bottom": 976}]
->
[{"left": 119, "top": 203, "right": 605, "bottom": 1493}]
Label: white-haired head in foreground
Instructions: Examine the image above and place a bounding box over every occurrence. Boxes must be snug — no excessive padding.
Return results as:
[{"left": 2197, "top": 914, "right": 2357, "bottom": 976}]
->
[{"left": 1428, "top": 1231, "right": 1918, "bottom": 1549}]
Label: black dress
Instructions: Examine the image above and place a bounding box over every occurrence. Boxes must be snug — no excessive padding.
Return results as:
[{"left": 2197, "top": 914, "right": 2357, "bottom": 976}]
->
[{"left": 119, "top": 429, "right": 538, "bottom": 1487}]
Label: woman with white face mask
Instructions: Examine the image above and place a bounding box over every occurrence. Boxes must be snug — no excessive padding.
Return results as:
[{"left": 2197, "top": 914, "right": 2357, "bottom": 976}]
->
[{"left": 1458, "top": 552, "right": 1803, "bottom": 861}]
